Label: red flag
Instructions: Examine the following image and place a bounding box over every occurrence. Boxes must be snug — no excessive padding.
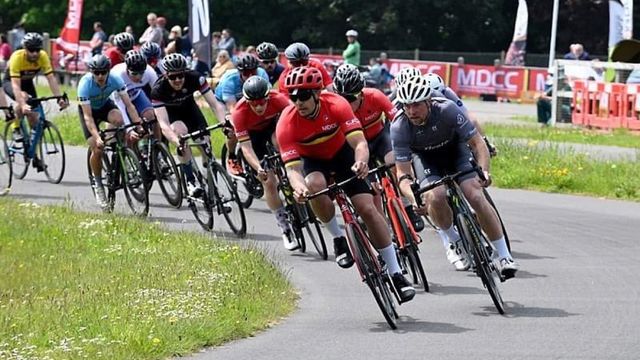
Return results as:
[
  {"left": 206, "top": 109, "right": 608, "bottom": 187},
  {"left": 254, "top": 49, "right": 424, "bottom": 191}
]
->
[{"left": 56, "top": 0, "right": 84, "bottom": 53}]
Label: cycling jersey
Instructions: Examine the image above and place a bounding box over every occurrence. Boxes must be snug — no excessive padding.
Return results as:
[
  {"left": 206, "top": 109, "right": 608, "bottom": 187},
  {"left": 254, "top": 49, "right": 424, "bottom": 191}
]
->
[
  {"left": 5, "top": 49, "right": 54, "bottom": 80},
  {"left": 233, "top": 90, "right": 291, "bottom": 143},
  {"left": 276, "top": 92, "right": 363, "bottom": 167},
  {"left": 110, "top": 63, "right": 158, "bottom": 101},
  {"left": 105, "top": 47, "right": 125, "bottom": 68},
  {"left": 214, "top": 68, "right": 269, "bottom": 103},
  {"left": 266, "top": 63, "right": 285, "bottom": 86},
  {"left": 151, "top": 71, "right": 210, "bottom": 108},
  {"left": 277, "top": 59, "right": 333, "bottom": 98},
  {"left": 434, "top": 87, "right": 469, "bottom": 117},
  {"left": 77, "top": 72, "right": 127, "bottom": 109},
  {"left": 353, "top": 87, "right": 397, "bottom": 140}
]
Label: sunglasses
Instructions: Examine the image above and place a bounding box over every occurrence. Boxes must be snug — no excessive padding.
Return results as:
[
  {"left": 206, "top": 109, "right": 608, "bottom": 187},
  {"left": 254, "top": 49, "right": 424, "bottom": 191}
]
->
[
  {"left": 341, "top": 92, "right": 361, "bottom": 103},
  {"left": 93, "top": 70, "right": 108, "bottom": 76},
  {"left": 167, "top": 72, "right": 185, "bottom": 80},
  {"left": 241, "top": 69, "right": 257, "bottom": 77},
  {"left": 261, "top": 60, "right": 276, "bottom": 65},
  {"left": 26, "top": 48, "right": 41, "bottom": 54},
  {"left": 289, "top": 89, "right": 314, "bottom": 102},
  {"left": 128, "top": 70, "right": 143, "bottom": 76},
  {"left": 290, "top": 60, "right": 308, "bottom": 67},
  {"left": 248, "top": 98, "right": 268, "bottom": 106}
]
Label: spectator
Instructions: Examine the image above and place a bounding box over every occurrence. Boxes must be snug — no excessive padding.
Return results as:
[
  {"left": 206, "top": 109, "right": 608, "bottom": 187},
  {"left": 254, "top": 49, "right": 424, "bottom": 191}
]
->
[
  {"left": 209, "top": 50, "right": 235, "bottom": 89},
  {"left": 125, "top": 25, "right": 135, "bottom": 38},
  {"left": 342, "top": 29, "right": 361, "bottom": 65},
  {"left": 89, "top": 21, "right": 108, "bottom": 56},
  {"left": 245, "top": 45, "right": 257, "bottom": 57},
  {"left": 156, "top": 17, "right": 170, "bottom": 49},
  {"left": 139, "top": 12, "right": 163, "bottom": 45},
  {"left": 378, "top": 52, "right": 393, "bottom": 84},
  {"left": 211, "top": 31, "right": 221, "bottom": 60},
  {"left": 218, "top": 28, "right": 236, "bottom": 56},
  {"left": 563, "top": 43, "right": 591, "bottom": 61},
  {"left": 165, "top": 25, "right": 191, "bottom": 57},
  {"left": 8, "top": 22, "right": 25, "bottom": 51},
  {"left": 536, "top": 74, "right": 571, "bottom": 126},
  {"left": 0, "top": 34, "right": 12, "bottom": 71}
]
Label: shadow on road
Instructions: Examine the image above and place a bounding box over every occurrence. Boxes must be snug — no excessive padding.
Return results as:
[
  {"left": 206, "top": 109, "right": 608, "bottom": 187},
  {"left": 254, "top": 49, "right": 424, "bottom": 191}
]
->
[
  {"left": 511, "top": 251, "right": 556, "bottom": 260},
  {"left": 513, "top": 270, "right": 548, "bottom": 279},
  {"left": 428, "top": 282, "right": 486, "bottom": 296},
  {"left": 370, "top": 316, "right": 472, "bottom": 334},
  {"left": 473, "top": 302, "right": 580, "bottom": 318}
]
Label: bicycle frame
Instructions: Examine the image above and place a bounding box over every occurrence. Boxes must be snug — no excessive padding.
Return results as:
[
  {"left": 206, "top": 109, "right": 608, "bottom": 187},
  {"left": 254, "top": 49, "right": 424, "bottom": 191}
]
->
[{"left": 20, "top": 95, "right": 68, "bottom": 160}]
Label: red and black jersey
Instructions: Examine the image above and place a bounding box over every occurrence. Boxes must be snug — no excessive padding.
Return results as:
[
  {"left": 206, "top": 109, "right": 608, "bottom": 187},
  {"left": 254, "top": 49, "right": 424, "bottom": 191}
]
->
[
  {"left": 233, "top": 90, "right": 291, "bottom": 142},
  {"left": 277, "top": 58, "right": 333, "bottom": 98},
  {"left": 354, "top": 87, "right": 397, "bottom": 141},
  {"left": 105, "top": 47, "right": 125, "bottom": 68},
  {"left": 276, "top": 92, "right": 363, "bottom": 167}
]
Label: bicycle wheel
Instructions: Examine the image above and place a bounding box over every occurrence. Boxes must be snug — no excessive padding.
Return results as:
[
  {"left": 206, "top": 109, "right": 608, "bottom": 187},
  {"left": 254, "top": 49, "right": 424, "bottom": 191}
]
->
[
  {"left": 457, "top": 213, "right": 505, "bottom": 314},
  {"left": 3, "top": 121, "right": 29, "bottom": 180},
  {"left": 152, "top": 142, "right": 183, "bottom": 208},
  {"left": 0, "top": 136, "right": 12, "bottom": 195},
  {"left": 391, "top": 200, "right": 428, "bottom": 292},
  {"left": 288, "top": 203, "right": 307, "bottom": 253},
  {"left": 184, "top": 164, "right": 214, "bottom": 231},
  {"left": 346, "top": 223, "right": 397, "bottom": 329},
  {"left": 208, "top": 161, "right": 247, "bottom": 236},
  {"left": 121, "top": 147, "right": 149, "bottom": 216},
  {"left": 87, "top": 148, "right": 115, "bottom": 212},
  {"left": 38, "top": 121, "right": 65, "bottom": 184},
  {"left": 483, "top": 188, "right": 511, "bottom": 251},
  {"left": 220, "top": 143, "right": 254, "bottom": 208},
  {"left": 304, "top": 203, "right": 328, "bottom": 260}
]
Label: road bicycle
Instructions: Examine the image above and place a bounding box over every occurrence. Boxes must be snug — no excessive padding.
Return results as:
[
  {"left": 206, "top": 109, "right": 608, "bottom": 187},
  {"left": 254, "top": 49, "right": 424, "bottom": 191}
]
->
[
  {"left": 179, "top": 124, "right": 246, "bottom": 236},
  {"left": 0, "top": 106, "right": 14, "bottom": 195},
  {"left": 220, "top": 142, "right": 264, "bottom": 209},
  {"left": 86, "top": 122, "right": 149, "bottom": 215},
  {"left": 261, "top": 143, "right": 327, "bottom": 260},
  {"left": 2, "top": 94, "right": 68, "bottom": 184}
]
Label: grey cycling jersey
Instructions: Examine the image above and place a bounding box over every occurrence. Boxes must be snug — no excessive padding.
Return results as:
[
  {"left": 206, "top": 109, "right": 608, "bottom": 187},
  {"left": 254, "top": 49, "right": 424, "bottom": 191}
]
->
[
  {"left": 435, "top": 87, "right": 469, "bottom": 117},
  {"left": 390, "top": 97, "right": 477, "bottom": 162}
]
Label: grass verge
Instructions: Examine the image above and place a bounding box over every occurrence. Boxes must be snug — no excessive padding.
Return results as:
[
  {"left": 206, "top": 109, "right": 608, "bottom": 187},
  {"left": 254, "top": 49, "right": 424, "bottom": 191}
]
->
[
  {"left": 492, "top": 139, "right": 640, "bottom": 200},
  {"left": 0, "top": 198, "right": 296, "bottom": 359}
]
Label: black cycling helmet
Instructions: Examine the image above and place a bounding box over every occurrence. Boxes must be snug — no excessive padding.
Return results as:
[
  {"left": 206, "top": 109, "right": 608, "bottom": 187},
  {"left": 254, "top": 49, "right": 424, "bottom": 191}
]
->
[
  {"left": 161, "top": 53, "right": 188, "bottom": 73},
  {"left": 140, "top": 42, "right": 161, "bottom": 61},
  {"left": 87, "top": 54, "right": 111, "bottom": 72},
  {"left": 236, "top": 53, "right": 259, "bottom": 71},
  {"left": 22, "top": 32, "right": 43, "bottom": 51},
  {"left": 284, "top": 42, "right": 310, "bottom": 62},
  {"left": 242, "top": 76, "right": 270, "bottom": 100},
  {"left": 125, "top": 50, "right": 147, "bottom": 72},
  {"left": 333, "top": 64, "right": 364, "bottom": 95},
  {"left": 113, "top": 32, "right": 135, "bottom": 52},
  {"left": 256, "top": 42, "right": 279, "bottom": 61}
]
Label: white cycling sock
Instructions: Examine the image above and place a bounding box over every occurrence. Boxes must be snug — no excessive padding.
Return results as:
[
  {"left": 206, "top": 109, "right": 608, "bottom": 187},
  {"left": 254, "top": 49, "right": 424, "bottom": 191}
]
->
[
  {"left": 273, "top": 206, "right": 290, "bottom": 233},
  {"left": 442, "top": 225, "right": 459, "bottom": 243},
  {"left": 491, "top": 236, "right": 510, "bottom": 259},
  {"left": 436, "top": 229, "right": 450, "bottom": 248},
  {"left": 322, "top": 216, "right": 344, "bottom": 238},
  {"left": 379, "top": 244, "right": 402, "bottom": 275}
]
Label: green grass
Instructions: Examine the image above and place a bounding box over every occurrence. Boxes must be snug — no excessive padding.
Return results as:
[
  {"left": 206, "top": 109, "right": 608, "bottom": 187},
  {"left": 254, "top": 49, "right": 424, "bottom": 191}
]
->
[
  {"left": 507, "top": 114, "right": 537, "bottom": 123},
  {"left": 0, "top": 199, "right": 297, "bottom": 359},
  {"left": 493, "top": 139, "right": 640, "bottom": 200},
  {"left": 485, "top": 123, "right": 640, "bottom": 149},
  {"left": 35, "top": 84, "right": 78, "bottom": 102}
]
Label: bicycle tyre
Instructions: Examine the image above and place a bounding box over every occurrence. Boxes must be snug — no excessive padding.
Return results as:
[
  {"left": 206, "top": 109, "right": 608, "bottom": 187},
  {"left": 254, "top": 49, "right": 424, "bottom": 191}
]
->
[
  {"left": 305, "top": 203, "right": 328, "bottom": 260},
  {"left": 152, "top": 142, "right": 183, "bottom": 208},
  {"left": 3, "top": 121, "right": 29, "bottom": 180},
  {"left": 0, "top": 135, "right": 12, "bottom": 195},
  {"left": 288, "top": 203, "right": 307, "bottom": 253},
  {"left": 457, "top": 212, "right": 505, "bottom": 314},
  {"left": 121, "top": 147, "right": 149, "bottom": 216},
  {"left": 391, "top": 199, "right": 429, "bottom": 292},
  {"left": 220, "top": 143, "right": 254, "bottom": 208},
  {"left": 209, "top": 161, "right": 247, "bottom": 237},
  {"left": 39, "top": 121, "right": 65, "bottom": 184},
  {"left": 346, "top": 223, "right": 397, "bottom": 329},
  {"left": 483, "top": 188, "right": 511, "bottom": 251},
  {"left": 86, "top": 147, "right": 115, "bottom": 212},
  {"left": 184, "top": 163, "right": 214, "bottom": 231}
]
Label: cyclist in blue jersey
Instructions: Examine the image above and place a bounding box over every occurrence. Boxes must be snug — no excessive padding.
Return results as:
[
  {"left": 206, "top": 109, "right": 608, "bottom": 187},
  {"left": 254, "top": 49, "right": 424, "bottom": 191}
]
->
[
  {"left": 213, "top": 53, "right": 269, "bottom": 175},
  {"left": 78, "top": 54, "right": 142, "bottom": 210},
  {"left": 256, "top": 42, "right": 285, "bottom": 86}
]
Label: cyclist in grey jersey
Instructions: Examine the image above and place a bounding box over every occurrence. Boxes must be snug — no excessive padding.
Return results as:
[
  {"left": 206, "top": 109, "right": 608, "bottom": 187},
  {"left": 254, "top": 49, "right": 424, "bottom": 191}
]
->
[{"left": 391, "top": 75, "right": 518, "bottom": 278}]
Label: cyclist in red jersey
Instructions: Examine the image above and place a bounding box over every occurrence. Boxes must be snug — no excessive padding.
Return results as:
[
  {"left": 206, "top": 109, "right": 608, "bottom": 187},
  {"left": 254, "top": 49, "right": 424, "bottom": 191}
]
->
[
  {"left": 105, "top": 33, "right": 135, "bottom": 68},
  {"left": 277, "top": 42, "right": 333, "bottom": 96},
  {"left": 276, "top": 66, "right": 415, "bottom": 302},
  {"left": 333, "top": 64, "right": 425, "bottom": 231},
  {"left": 233, "top": 76, "right": 298, "bottom": 250}
]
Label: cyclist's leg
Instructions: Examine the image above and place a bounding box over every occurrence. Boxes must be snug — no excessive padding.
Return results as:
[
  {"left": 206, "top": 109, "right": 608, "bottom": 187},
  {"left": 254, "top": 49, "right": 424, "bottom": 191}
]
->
[{"left": 21, "top": 82, "right": 39, "bottom": 127}]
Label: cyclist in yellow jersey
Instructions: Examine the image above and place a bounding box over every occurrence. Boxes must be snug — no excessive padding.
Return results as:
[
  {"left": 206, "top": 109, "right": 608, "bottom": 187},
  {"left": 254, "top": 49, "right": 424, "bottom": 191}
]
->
[{"left": 1, "top": 33, "right": 68, "bottom": 140}]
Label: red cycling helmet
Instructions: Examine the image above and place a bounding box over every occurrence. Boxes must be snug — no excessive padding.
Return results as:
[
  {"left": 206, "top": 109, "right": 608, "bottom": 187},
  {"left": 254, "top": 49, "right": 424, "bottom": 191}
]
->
[{"left": 284, "top": 66, "right": 324, "bottom": 91}]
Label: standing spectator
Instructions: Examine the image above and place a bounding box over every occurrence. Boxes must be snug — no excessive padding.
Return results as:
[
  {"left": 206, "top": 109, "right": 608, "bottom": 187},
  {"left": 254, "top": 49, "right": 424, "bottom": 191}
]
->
[
  {"left": 125, "top": 25, "right": 135, "bottom": 38},
  {"left": 211, "top": 31, "right": 221, "bottom": 61},
  {"left": 342, "top": 29, "right": 361, "bottom": 66},
  {"left": 165, "top": 26, "right": 192, "bottom": 58},
  {"left": 0, "top": 35, "right": 12, "bottom": 71},
  {"left": 89, "top": 22, "right": 108, "bottom": 56},
  {"left": 139, "top": 12, "right": 163, "bottom": 45},
  {"left": 536, "top": 73, "right": 572, "bottom": 126},
  {"left": 218, "top": 28, "right": 236, "bottom": 57},
  {"left": 9, "top": 22, "right": 25, "bottom": 51},
  {"left": 245, "top": 46, "right": 257, "bottom": 57},
  {"left": 563, "top": 43, "right": 591, "bottom": 61},
  {"left": 209, "top": 50, "right": 236, "bottom": 89},
  {"left": 156, "top": 17, "right": 170, "bottom": 49}
]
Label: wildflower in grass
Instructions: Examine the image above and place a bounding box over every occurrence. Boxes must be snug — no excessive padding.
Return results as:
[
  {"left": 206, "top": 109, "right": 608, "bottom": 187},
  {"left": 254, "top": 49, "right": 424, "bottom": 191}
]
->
[
  {"left": 152, "top": 337, "right": 161, "bottom": 345},
  {"left": 611, "top": 164, "right": 617, "bottom": 169}
]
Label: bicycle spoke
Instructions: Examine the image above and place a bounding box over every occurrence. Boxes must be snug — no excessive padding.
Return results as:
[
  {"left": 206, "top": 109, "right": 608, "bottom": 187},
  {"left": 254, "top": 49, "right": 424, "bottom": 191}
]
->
[{"left": 40, "top": 122, "right": 65, "bottom": 184}]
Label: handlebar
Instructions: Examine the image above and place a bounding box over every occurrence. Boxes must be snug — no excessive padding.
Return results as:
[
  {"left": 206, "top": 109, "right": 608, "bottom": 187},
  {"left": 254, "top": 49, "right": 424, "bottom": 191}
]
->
[
  {"left": 178, "top": 123, "right": 224, "bottom": 144},
  {"left": 411, "top": 158, "right": 485, "bottom": 206},
  {"left": 26, "top": 93, "right": 69, "bottom": 109},
  {"left": 305, "top": 164, "right": 393, "bottom": 200}
]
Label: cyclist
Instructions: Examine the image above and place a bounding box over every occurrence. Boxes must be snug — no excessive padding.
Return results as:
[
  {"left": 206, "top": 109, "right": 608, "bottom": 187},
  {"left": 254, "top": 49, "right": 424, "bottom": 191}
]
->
[
  {"left": 150, "top": 53, "right": 219, "bottom": 197},
  {"left": 332, "top": 63, "right": 424, "bottom": 232},
  {"left": 140, "top": 41, "right": 163, "bottom": 76},
  {"left": 233, "top": 76, "right": 297, "bottom": 249},
  {"left": 391, "top": 75, "right": 518, "bottom": 278},
  {"left": 277, "top": 42, "right": 333, "bottom": 99},
  {"left": 389, "top": 66, "right": 422, "bottom": 111},
  {"left": 256, "top": 42, "right": 285, "bottom": 86},
  {"left": 213, "top": 53, "right": 269, "bottom": 176},
  {"left": 79, "top": 54, "right": 142, "bottom": 210},
  {"left": 424, "top": 72, "right": 497, "bottom": 157},
  {"left": 275, "top": 66, "right": 415, "bottom": 302},
  {"left": 105, "top": 32, "right": 135, "bottom": 68},
  {"left": 2, "top": 32, "right": 68, "bottom": 171}
]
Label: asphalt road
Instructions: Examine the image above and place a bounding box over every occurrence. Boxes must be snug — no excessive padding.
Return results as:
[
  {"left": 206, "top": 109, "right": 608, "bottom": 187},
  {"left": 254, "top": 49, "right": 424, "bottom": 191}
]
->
[{"left": 6, "top": 143, "right": 640, "bottom": 360}]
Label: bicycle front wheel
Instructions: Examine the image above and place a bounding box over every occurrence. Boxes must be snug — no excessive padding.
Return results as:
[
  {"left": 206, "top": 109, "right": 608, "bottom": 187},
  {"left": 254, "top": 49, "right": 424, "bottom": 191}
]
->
[
  {"left": 304, "top": 204, "right": 327, "bottom": 260},
  {"left": 87, "top": 148, "right": 115, "bottom": 212},
  {"left": 3, "top": 121, "right": 29, "bottom": 180},
  {"left": 391, "top": 200, "right": 428, "bottom": 292},
  {"left": 483, "top": 188, "right": 511, "bottom": 251},
  {"left": 153, "top": 142, "right": 183, "bottom": 208},
  {"left": 121, "top": 147, "right": 149, "bottom": 216},
  {"left": 39, "top": 121, "right": 65, "bottom": 184},
  {"left": 0, "top": 136, "right": 12, "bottom": 195},
  {"left": 209, "top": 161, "right": 246, "bottom": 236},
  {"left": 220, "top": 143, "right": 254, "bottom": 208}
]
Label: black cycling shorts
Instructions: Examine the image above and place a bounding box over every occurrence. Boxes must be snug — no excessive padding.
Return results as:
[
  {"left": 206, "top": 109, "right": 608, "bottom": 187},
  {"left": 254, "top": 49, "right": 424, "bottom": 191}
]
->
[
  {"left": 78, "top": 100, "right": 119, "bottom": 139},
  {"left": 166, "top": 102, "right": 208, "bottom": 133},
  {"left": 2, "top": 79, "right": 37, "bottom": 100},
  {"left": 246, "top": 121, "right": 277, "bottom": 160},
  {"left": 412, "top": 142, "right": 477, "bottom": 187}
]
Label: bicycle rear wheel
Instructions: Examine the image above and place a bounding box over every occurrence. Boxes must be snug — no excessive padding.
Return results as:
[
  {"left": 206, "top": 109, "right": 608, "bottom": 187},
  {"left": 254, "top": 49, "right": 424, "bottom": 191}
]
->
[
  {"left": 153, "top": 142, "right": 183, "bottom": 208},
  {"left": 457, "top": 213, "right": 505, "bottom": 314},
  {"left": 391, "top": 200, "right": 429, "bottom": 292},
  {"left": 220, "top": 143, "right": 254, "bottom": 208},
  {"left": 209, "top": 161, "right": 246, "bottom": 236},
  {"left": 3, "top": 121, "right": 29, "bottom": 180},
  {"left": 346, "top": 223, "right": 397, "bottom": 329},
  {"left": 121, "top": 147, "right": 149, "bottom": 216},
  {"left": 39, "top": 121, "right": 65, "bottom": 184},
  {"left": 0, "top": 136, "right": 12, "bottom": 195}
]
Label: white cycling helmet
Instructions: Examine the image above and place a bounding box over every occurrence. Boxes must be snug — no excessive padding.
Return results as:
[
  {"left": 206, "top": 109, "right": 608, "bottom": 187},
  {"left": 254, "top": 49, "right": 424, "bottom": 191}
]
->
[
  {"left": 425, "top": 73, "right": 445, "bottom": 92},
  {"left": 395, "top": 67, "right": 422, "bottom": 87},
  {"left": 396, "top": 75, "right": 432, "bottom": 104}
]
